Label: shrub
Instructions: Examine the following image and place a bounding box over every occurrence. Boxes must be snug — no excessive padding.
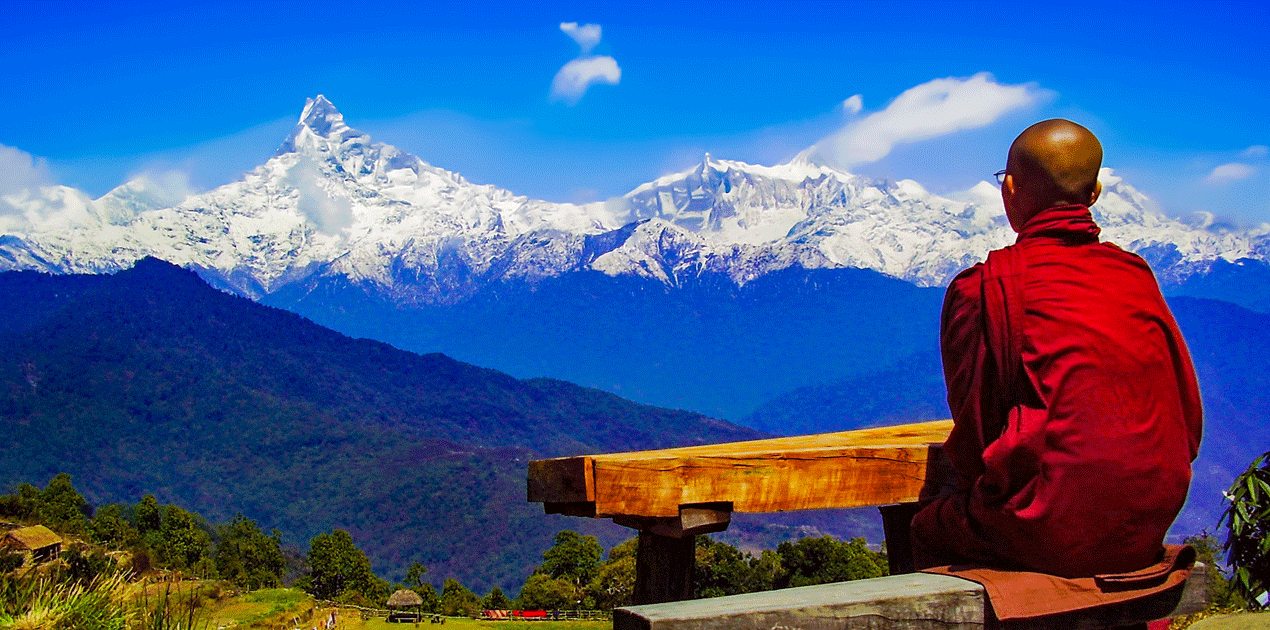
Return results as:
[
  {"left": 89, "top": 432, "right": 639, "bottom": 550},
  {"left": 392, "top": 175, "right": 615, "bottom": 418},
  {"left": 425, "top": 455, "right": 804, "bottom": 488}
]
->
[{"left": 1221, "top": 449, "right": 1270, "bottom": 609}]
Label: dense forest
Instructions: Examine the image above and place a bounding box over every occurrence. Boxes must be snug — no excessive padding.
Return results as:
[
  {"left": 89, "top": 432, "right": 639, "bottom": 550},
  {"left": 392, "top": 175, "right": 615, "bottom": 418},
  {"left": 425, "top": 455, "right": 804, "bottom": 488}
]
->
[
  {"left": 0, "top": 259, "right": 763, "bottom": 591},
  {"left": 0, "top": 473, "right": 888, "bottom": 611}
]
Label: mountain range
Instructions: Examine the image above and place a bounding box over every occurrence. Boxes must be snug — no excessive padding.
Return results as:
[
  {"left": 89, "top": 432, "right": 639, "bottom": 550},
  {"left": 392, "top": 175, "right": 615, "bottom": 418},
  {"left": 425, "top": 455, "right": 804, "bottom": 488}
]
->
[
  {"left": 2, "top": 96, "right": 1266, "bottom": 573},
  {"left": 4, "top": 95, "right": 1270, "bottom": 305}
]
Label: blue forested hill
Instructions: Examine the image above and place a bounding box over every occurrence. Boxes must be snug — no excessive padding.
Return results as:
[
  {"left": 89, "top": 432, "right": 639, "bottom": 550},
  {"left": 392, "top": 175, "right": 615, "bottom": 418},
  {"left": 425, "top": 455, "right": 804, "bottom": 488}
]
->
[
  {"left": 741, "top": 296, "right": 1270, "bottom": 541},
  {"left": 262, "top": 266, "right": 948, "bottom": 421},
  {"left": 0, "top": 258, "right": 762, "bottom": 592}
]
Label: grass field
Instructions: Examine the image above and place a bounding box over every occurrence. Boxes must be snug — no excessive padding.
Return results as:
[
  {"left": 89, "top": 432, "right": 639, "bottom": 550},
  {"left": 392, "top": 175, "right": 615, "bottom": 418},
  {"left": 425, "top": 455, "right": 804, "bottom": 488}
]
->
[
  {"left": 200, "top": 587, "right": 314, "bottom": 628},
  {"left": 354, "top": 618, "right": 609, "bottom": 630},
  {"left": 195, "top": 587, "right": 609, "bottom": 630}
]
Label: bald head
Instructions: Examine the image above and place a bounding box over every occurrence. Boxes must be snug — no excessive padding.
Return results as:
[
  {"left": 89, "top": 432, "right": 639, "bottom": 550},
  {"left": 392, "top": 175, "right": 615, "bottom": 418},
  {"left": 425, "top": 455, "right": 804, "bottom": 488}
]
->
[{"left": 1002, "top": 119, "right": 1103, "bottom": 230}]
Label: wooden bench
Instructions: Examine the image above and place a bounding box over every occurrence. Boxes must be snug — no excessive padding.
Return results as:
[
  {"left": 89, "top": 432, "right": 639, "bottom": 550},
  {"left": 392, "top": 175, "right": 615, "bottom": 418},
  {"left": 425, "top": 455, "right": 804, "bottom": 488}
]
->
[
  {"left": 528, "top": 420, "right": 957, "bottom": 602},
  {"left": 526, "top": 419, "right": 1208, "bottom": 627}
]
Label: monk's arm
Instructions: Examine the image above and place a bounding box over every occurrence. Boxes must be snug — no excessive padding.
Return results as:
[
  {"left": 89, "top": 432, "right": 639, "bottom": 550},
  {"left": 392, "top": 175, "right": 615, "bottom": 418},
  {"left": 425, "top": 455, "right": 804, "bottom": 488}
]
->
[
  {"left": 939, "top": 266, "right": 997, "bottom": 487},
  {"left": 1161, "top": 300, "right": 1203, "bottom": 460}
]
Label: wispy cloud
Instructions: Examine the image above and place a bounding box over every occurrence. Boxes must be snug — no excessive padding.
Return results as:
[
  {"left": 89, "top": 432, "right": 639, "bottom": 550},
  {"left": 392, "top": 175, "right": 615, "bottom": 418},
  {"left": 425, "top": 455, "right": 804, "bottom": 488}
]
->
[
  {"left": 551, "top": 22, "right": 621, "bottom": 105},
  {"left": 0, "top": 143, "right": 53, "bottom": 198},
  {"left": 286, "top": 156, "right": 354, "bottom": 235},
  {"left": 0, "top": 143, "right": 57, "bottom": 227},
  {"left": 1206, "top": 162, "right": 1255, "bottom": 185},
  {"left": 1242, "top": 145, "right": 1269, "bottom": 159},
  {"left": 559, "top": 22, "right": 602, "bottom": 55},
  {"left": 552, "top": 57, "right": 621, "bottom": 105},
  {"left": 806, "top": 73, "right": 1048, "bottom": 167},
  {"left": 841, "top": 94, "right": 863, "bottom": 115},
  {"left": 120, "top": 168, "right": 197, "bottom": 209}
]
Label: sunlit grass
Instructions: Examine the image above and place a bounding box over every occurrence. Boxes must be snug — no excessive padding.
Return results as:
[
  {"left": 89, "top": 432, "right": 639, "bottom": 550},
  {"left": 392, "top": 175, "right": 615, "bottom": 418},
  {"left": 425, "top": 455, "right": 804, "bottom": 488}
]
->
[
  {"left": 355, "top": 618, "right": 609, "bottom": 630},
  {"left": 0, "top": 571, "right": 129, "bottom": 630}
]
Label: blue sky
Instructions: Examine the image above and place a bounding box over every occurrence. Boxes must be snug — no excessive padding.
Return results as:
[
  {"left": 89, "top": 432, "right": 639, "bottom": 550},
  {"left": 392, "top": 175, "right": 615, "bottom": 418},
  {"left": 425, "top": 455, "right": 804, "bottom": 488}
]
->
[{"left": 2, "top": 0, "right": 1267, "bottom": 224}]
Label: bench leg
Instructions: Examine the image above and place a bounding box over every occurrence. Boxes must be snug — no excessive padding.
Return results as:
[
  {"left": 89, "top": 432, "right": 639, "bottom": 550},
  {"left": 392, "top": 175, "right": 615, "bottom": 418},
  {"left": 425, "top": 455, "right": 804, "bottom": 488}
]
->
[
  {"left": 634, "top": 531, "right": 695, "bottom": 605},
  {"left": 879, "top": 502, "right": 922, "bottom": 575}
]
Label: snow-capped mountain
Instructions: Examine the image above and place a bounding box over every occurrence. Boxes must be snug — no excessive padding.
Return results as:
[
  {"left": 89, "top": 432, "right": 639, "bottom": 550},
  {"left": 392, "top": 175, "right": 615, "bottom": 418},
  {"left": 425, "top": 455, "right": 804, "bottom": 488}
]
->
[{"left": 2, "top": 96, "right": 1267, "bottom": 302}]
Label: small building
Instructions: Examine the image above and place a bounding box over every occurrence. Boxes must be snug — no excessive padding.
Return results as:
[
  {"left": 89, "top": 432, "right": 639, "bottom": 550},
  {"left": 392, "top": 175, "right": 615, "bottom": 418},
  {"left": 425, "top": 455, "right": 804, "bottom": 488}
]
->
[
  {"left": 387, "top": 589, "right": 424, "bottom": 623},
  {"left": 2, "top": 525, "right": 63, "bottom": 565}
]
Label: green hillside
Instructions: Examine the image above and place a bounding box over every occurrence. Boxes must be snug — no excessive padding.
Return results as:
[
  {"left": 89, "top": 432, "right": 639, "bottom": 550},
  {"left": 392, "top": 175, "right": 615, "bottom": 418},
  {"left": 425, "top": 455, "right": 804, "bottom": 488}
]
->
[{"left": 0, "top": 258, "right": 761, "bottom": 592}]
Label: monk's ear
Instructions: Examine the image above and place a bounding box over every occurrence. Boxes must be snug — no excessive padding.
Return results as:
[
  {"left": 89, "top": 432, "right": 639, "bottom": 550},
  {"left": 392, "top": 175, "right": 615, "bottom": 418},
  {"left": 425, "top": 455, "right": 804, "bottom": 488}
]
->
[
  {"left": 1002, "top": 174, "right": 1025, "bottom": 232},
  {"left": 1002, "top": 174, "right": 1016, "bottom": 204},
  {"left": 1089, "top": 180, "right": 1102, "bottom": 207}
]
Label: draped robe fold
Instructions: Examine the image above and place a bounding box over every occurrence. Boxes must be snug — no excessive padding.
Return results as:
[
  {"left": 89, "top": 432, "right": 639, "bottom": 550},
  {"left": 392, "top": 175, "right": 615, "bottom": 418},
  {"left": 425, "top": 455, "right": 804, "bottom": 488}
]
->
[{"left": 911, "top": 204, "right": 1203, "bottom": 578}]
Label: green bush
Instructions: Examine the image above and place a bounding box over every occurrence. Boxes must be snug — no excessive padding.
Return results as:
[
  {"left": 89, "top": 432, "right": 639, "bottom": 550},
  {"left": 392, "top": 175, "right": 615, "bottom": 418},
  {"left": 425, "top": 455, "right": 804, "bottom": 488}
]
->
[
  {"left": 1221, "top": 449, "right": 1270, "bottom": 609},
  {"left": 0, "top": 551, "right": 23, "bottom": 574}
]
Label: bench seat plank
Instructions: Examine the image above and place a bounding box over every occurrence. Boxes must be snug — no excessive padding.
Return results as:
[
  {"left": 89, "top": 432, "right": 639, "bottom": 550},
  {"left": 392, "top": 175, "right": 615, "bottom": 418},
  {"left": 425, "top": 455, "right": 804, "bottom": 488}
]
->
[{"left": 528, "top": 420, "right": 955, "bottom": 518}]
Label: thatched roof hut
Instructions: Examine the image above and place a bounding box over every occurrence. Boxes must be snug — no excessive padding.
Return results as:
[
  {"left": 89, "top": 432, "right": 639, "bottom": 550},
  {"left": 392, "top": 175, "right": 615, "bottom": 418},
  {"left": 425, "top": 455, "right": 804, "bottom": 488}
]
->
[
  {"left": 388, "top": 589, "right": 424, "bottom": 608},
  {"left": 3, "top": 525, "right": 61, "bottom": 551},
  {"left": 2, "top": 525, "right": 63, "bottom": 563}
]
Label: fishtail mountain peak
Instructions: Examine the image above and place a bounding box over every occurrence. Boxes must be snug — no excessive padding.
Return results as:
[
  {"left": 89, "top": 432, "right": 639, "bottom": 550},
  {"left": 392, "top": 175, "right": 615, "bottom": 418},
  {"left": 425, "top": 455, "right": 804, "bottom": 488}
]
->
[{"left": 1, "top": 95, "right": 1267, "bottom": 303}]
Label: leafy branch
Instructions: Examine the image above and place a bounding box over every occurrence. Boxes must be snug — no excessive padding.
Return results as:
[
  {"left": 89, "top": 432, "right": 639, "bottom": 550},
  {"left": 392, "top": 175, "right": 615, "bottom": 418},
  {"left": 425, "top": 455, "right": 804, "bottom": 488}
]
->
[{"left": 1220, "top": 449, "right": 1270, "bottom": 609}]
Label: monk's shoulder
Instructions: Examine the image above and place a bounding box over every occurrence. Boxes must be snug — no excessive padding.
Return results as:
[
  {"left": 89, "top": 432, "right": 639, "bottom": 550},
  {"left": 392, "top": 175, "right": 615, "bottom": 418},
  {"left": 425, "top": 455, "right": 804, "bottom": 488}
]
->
[
  {"left": 1090, "top": 240, "right": 1160, "bottom": 278},
  {"left": 947, "top": 262, "right": 984, "bottom": 298},
  {"left": 942, "top": 262, "right": 985, "bottom": 322}
]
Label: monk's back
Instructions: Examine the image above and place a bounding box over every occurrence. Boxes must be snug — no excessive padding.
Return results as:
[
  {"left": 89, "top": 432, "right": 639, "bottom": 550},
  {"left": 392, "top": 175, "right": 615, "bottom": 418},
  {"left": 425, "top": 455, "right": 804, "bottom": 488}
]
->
[{"left": 979, "top": 219, "right": 1202, "bottom": 575}]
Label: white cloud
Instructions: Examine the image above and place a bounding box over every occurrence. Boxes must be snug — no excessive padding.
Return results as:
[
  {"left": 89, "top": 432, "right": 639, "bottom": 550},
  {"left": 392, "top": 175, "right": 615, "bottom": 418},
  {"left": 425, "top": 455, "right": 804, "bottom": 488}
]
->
[
  {"left": 551, "top": 56, "right": 621, "bottom": 105},
  {"left": 807, "top": 73, "right": 1047, "bottom": 167},
  {"left": 0, "top": 144, "right": 53, "bottom": 199},
  {"left": 1206, "top": 162, "right": 1254, "bottom": 185},
  {"left": 560, "top": 22, "right": 602, "bottom": 54},
  {"left": 0, "top": 144, "right": 58, "bottom": 226},
  {"left": 286, "top": 157, "right": 353, "bottom": 234},
  {"left": 113, "top": 168, "right": 196, "bottom": 212},
  {"left": 1242, "top": 145, "right": 1269, "bottom": 159},
  {"left": 552, "top": 22, "right": 620, "bottom": 105},
  {"left": 842, "top": 94, "right": 863, "bottom": 115}
]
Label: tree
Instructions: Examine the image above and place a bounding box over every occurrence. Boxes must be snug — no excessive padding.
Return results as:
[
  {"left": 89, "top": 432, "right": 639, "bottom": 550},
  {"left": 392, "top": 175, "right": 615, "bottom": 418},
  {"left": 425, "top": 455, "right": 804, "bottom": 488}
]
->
[
  {"left": 517, "top": 573, "right": 574, "bottom": 610},
  {"left": 1221, "top": 449, "right": 1270, "bottom": 609},
  {"left": 1183, "top": 531, "right": 1239, "bottom": 610},
  {"left": 38, "top": 473, "right": 90, "bottom": 534},
  {"left": 135, "top": 494, "right": 161, "bottom": 535},
  {"left": 439, "top": 578, "right": 481, "bottom": 616},
  {"left": 541, "top": 530, "right": 603, "bottom": 588},
  {"left": 416, "top": 582, "right": 440, "bottom": 614},
  {"left": 481, "top": 586, "right": 512, "bottom": 611},
  {"left": 306, "top": 529, "right": 388, "bottom": 602},
  {"left": 405, "top": 561, "right": 428, "bottom": 589},
  {"left": 775, "top": 536, "right": 887, "bottom": 589},
  {"left": 215, "top": 514, "right": 286, "bottom": 590},
  {"left": 695, "top": 536, "right": 752, "bottom": 598},
  {"left": 90, "top": 503, "right": 137, "bottom": 549},
  {"left": 156, "top": 505, "right": 210, "bottom": 571},
  {"left": 0, "top": 483, "right": 40, "bottom": 522},
  {"left": 587, "top": 554, "right": 634, "bottom": 610}
]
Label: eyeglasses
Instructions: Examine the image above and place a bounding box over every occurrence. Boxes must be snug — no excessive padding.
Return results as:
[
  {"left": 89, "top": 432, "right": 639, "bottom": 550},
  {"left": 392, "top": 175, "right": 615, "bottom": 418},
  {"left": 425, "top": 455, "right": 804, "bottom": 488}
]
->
[{"left": 994, "top": 170, "right": 1007, "bottom": 185}]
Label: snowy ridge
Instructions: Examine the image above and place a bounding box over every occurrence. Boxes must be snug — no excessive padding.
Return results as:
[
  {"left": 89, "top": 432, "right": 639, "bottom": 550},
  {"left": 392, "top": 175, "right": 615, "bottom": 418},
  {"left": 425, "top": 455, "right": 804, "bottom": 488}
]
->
[{"left": 1, "top": 96, "right": 1267, "bottom": 301}]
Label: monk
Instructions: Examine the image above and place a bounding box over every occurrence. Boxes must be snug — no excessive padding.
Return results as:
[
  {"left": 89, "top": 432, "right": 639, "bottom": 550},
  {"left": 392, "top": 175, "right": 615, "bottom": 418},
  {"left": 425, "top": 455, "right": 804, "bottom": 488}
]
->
[{"left": 910, "top": 120, "right": 1203, "bottom": 579}]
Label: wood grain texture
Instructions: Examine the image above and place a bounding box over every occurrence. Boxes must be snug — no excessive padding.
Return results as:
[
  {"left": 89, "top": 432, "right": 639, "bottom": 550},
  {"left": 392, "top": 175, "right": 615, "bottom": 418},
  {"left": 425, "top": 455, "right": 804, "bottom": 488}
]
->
[
  {"left": 529, "top": 420, "right": 955, "bottom": 518},
  {"left": 634, "top": 532, "right": 697, "bottom": 605},
  {"left": 527, "top": 456, "right": 593, "bottom": 503}
]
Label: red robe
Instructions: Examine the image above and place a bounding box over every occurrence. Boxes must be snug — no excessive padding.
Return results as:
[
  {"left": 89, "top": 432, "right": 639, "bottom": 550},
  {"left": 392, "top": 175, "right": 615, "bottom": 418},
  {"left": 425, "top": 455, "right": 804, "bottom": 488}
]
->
[{"left": 911, "top": 204, "right": 1203, "bottom": 578}]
